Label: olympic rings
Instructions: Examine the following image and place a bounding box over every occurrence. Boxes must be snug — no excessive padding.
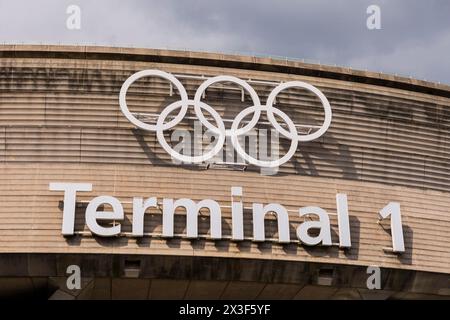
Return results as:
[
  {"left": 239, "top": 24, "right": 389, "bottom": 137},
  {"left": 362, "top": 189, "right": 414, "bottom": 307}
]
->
[{"left": 119, "top": 69, "right": 332, "bottom": 167}]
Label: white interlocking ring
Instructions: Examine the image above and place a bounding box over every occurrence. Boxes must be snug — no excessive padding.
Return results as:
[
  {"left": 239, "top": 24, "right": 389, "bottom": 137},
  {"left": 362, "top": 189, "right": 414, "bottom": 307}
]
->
[
  {"left": 156, "top": 100, "right": 226, "bottom": 163},
  {"left": 119, "top": 69, "right": 332, "bottom": 167},
  {"left": 266, "top": 81, "right": 332, "bottom": 142},
  {"left": 231, "top": 105, "right": 299, "bottom": 168},
  {"left": 119, "top": 70, "right": 189, "bottom": 131},
  {"left": 193, "top": 75, "right": 261, "bottom": 137}
]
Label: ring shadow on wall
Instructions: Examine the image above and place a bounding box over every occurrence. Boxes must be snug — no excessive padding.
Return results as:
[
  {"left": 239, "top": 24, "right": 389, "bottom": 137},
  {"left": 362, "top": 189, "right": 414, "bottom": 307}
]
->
[{"left": 131, "top": 126, "right": 360, "bottom": 180}]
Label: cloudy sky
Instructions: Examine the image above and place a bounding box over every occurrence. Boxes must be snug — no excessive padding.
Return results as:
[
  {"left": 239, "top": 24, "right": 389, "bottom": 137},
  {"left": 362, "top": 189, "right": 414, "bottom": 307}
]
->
[{"left": 0, "top": 0, "right": 449, "bottom": 84}]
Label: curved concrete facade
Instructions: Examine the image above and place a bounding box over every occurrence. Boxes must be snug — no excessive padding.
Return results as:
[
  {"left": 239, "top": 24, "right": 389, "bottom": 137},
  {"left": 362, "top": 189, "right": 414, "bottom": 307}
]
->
[{"left": 0, "top": 45, "right": 449, "bottom": 299}]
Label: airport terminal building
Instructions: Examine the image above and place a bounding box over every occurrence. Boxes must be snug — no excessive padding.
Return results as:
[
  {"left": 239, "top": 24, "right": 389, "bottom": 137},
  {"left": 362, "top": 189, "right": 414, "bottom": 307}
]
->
[{"left": 0, "top": 45, "right": 448, "bottom": 299}]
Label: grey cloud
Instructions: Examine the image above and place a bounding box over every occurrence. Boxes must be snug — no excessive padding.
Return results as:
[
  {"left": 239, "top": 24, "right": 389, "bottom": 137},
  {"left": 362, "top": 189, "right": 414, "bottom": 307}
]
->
[{"left": 0, "top": 0, "right": 449, "bottom": 84}]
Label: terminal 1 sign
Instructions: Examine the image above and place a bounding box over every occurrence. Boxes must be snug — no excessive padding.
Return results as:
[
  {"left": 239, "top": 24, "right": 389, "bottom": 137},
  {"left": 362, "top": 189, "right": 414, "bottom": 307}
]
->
[
  {"left": 49, "top": 183, "right": 406, "bottom": 253},
  {"left": 48, "top": 70, "right": 406, "bottom": 254}
]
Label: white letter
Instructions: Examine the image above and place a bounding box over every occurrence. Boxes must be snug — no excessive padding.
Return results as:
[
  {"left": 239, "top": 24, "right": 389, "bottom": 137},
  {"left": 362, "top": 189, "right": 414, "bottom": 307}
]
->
[
  {"left": 49, "top": 183, "right": 92, "bottom": 236},
  {"left": 379, "top": 202, "right": 405, "bottom": 252},
  {"left": 162, "top": 199, "right": 175, "bottom": 237},
  {"left": 132, "top": 197, "right": 157, "bottom": 236},
  {"left": 231, "top": 187, "right": 244, "bottom": 241},
  {"left": 366, "top": 5, "right": 381, "bottom": 30},
  {"left": 252, "top": 203, "right": 290, "bottom": 243},
  {"left": 66, "top": 265, "right": 81, "bottom": 290},
  {"left": 297, "top": 207, "right": 332, "bottom": 246},
  {"left": 162, "top": 198, "right": 222, "bottom": 239},
  {"left": 86, "top": 196, "right": 124, "bottom": 236},
  {"left": 66, "top": 5, "right": 81, "bottom": 30},
  {"left": 336, "top": 194, "right": 351, "bottom": 248},
  {"left": 366, "top": 266, "right": 381, "bottom": 289}
]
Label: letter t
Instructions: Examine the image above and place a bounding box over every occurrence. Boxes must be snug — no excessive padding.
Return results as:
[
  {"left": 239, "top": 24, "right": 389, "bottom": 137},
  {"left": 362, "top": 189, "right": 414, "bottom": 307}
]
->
[{"left": 49, "top": 183, "right": 92, "bottom": 235}]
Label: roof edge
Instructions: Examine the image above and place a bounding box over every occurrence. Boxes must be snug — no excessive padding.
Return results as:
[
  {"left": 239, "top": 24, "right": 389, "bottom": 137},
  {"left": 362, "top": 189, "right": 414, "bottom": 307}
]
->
[{"left": 1, "top": 44, "right": 449, "bottom": 98}]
